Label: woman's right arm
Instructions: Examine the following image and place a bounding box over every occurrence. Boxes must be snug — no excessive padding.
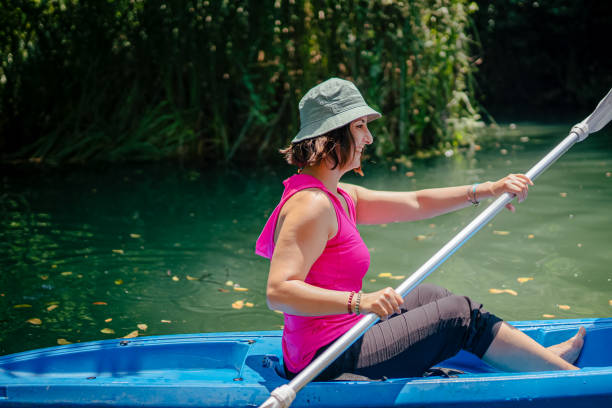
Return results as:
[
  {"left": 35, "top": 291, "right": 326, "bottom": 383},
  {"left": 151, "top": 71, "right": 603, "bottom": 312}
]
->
[{"left": 266, "top": 190, "right": 403, "bottom": 317}]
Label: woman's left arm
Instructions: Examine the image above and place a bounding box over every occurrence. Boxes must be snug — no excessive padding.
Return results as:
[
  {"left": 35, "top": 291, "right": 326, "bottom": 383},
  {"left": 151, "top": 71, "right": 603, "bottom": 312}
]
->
[{"left": 340, "top": 174, "right": 533, "bottom": 225}]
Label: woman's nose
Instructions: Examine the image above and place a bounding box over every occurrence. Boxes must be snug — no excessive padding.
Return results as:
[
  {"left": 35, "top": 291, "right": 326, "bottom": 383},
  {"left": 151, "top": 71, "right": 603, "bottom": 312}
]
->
[{"left": 365, "top": 130, "right": 373, "bottom": 144}]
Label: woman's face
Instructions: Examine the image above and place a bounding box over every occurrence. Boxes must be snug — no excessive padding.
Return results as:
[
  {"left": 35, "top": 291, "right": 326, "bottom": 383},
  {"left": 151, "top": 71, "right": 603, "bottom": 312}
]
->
[{"left": 347, "top": 116, "right": 373, "bottom": 170}]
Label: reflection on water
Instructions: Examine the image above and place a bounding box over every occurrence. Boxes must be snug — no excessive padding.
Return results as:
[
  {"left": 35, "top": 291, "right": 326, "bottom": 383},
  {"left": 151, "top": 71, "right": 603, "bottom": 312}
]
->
[{"left": 1, "top": 124, "right": 611, "bottom": 355}]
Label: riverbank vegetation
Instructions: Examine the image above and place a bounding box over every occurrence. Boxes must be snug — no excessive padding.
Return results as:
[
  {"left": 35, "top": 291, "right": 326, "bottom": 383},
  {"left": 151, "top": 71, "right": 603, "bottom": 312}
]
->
[{"left": 1, "top": 0, "right": 482, "bottom": 164}]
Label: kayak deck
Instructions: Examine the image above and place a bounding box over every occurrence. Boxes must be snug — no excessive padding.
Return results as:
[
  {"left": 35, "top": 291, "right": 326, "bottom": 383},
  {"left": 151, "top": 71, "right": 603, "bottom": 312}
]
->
[{"left": 1, "top": 318, "right": 611, "bottom": 407}]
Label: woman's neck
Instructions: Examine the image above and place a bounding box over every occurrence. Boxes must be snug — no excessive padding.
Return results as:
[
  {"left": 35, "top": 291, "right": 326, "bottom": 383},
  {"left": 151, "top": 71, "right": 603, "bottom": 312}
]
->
[{"left": 300, "top": 164, "right": 344, "bottom": 193}]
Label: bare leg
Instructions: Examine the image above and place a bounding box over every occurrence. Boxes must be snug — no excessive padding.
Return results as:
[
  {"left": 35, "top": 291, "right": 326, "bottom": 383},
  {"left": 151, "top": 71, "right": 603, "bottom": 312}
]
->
[{"left": 482, "top": 323, "right": 585, "bottom": 372}]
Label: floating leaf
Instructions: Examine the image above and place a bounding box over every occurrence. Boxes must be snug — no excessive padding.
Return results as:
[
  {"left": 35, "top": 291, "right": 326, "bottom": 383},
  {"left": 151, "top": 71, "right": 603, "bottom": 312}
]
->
[
  {"left": 27, "top": 318, "right": 42, "bottom": 325},
  {"left": 378, "top": 273, "right": 392, "bottom": 278},
  {"left": 245, "top": 302, "right": 254, "bottom": 308},
  {"left": 114, "top": 279, "right": 124, "bottom": 285},
  {"left": 46, "top": 304, "right": 58, "bottom": 312},
  {"left": 92, "top": 301, "right": 107, "bottom": 306},
  {"left": 489, "top": 288, "right": 518, "bottom": 296},
  {"left": 225, "top": 280, "right": 234, "bottom": 286},
  {"left": 186, "top": 275, "right": 198, "bottom": 281},
  {"left": 232, "top": 300, "right": 245, "bottom": 310},
  {"left": 172, "top": 276, "right": 179, "bottom": 281},
  {"left": 542, "top": 314, "right": 556, "bottom": 319},
  {"left": 137, "top": 323, "right": 148, "bottom": 331},
  {"left": 390, "top": 275, "right": 405, "bottom": 280},
  {"left": 57, "top": 338, "right": 71, "bottom": 345},
  {"left": 493, "top": 231, "right": 510, "bottom": 236},
  {"left": 129, "top": 233, "right": 141, "bottom": 239},
  {"left": 161, "top": 320, "right": 171, "bottom": 323},
  {"left": 415, "top": 235, "right": 427, "bottom": 241},
  {"left": 405, "top": 171, "right": 415, "bottom": 177},
  {"left": 609, "top": 300, "right": 612, "bottom": 307},
  {"left": 517, "top": 277, "right": 534, "bottom": 284},
  {"left": 527, "top": 234, "right": 535, "bottom": 239},
  {"left": 218, "top": 288, "right": 230, "bottom": 293},
  {"left": 61, "top": 271, "right": 73, "bottom": 276},
  {"left": 233, "top": 287, "right": 249, "bottom": 292},
  {"left": 14, "top": 304, "right": 32, "bottom": 308},
  {"left": 429, "top": 224, "right": 436, "bottom": 228},
  {"left": 380, "top": 224, "right": 388, "bottom": 228},
  {"left": 112, "top": 249, "right": 124, "bottom": 255},
  {"left": 40, "top": 274, "right": 49, "bottom": 280},
  {"left": 557, "top": 304, "right": 571, "bottom": 310},
  {"left": 560, "top": 192, "right": 568, "bottom": 197},
  {"left": 105, "top": 318, "right": 112, "bottom": 323},
  {"left": 123, "top": 330, "right": 139, "bottom": 338},
  {"left": 100, "top": 328, "right": 115, "bottom": 334}
]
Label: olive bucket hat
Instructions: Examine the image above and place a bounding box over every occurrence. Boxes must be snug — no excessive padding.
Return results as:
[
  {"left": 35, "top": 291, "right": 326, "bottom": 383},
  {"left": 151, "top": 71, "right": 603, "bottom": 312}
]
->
[{"left": 291, "top": 78, "right": 382, "bottom": 143}]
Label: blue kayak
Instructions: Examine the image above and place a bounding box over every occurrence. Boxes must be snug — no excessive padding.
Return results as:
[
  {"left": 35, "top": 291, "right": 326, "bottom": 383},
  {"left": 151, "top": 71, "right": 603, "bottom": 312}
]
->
[{"left": 1, "top": 318, "right": 611, "bottom": 407}]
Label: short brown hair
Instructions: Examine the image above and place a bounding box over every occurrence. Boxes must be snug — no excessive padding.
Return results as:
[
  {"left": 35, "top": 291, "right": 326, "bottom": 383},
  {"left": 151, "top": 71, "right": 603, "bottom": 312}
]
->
[{"left": 280, "top": 124, "right": 355, "bottom": 169}]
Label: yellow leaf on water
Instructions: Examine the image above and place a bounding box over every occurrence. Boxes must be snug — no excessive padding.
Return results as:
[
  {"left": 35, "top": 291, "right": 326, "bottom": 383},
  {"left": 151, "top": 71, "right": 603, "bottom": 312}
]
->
[
  {"left": 61, "top": 271, "right": 73, "bottom": 276},
  {"left": 186, "top": 275, "right": 198, "bottom": 281},
  {"left": 129, "top": 233, "right": 141, "bottom": 239},
  {"left": 489, "top": 288, "right": 517, "bottom": 296},
  {"left": 105, "top": 318, "right": 112, "bottom": 323},
  {"left": 57, "top": 338, "right": 71, "bottom": 345},
  {"left": 123, "top": 330, "right": 139, "bottom": 338},
  {"left": 245, "top": 302, "right": 254, "bottom": 308},
  {"left": 527, "top": 234, "right": 535, "bottom": 239},
  {"left": 114, "top": 279, "right": 124, "bottom": 285},
  {"left": 112, "top": 249, "right": 124, "bottom": 255},
  {"left": 100, "top": 328, "right": 115, "bottom": 334},
  {"left": 560, "top": 192, "right": 568, "bottom": 197},
  {"left": 542, "top": 314, "right": 556, "bottom": 319},
  {"left": 137, "top": 324, "right": 148, "bottom": 331},
  {"left": 46, "top": 304, "right": 58, "bottom": 312},
  {"left": 415, "top": 235, "right": 427, "bottom": 241},
  {"left": 557, "top": 304, "right": 571, "bottom": 310},
  {"left": 390, "top": 275, "right": 405, "bottom": 280},
  {"left": 232, "top": 300, "right": 244, "bottom": 310},
  {"left": 493, "top": 231, "right": 510, "bottom": 236},
  {"left": 378, "top": 273, "right": 392, "bottom": 278},
  {"left": 161, "top": 320, "right": 171, "bottom": 323},
  {"left": 517, "top": 277, "right": 534, "bottom": 284},
  {"left": 233, "top": 287, "right": 249, "bottom": 292},
  {"left": 225, "top": 280, "right": 234, "bottom": 286},
  {"left": 27, "top": 318, "right": 42, "bottom": 325},
  {"left": 14, "top": 304, "right": 32, "bottom": 308},
  {"left": 489, "top": 289, "right": 504, "bottom": 294},
  {"left": 172, "top": 276, "right": 179, "bottom": 281},
  {"left": 504, "top": 289, "right": 518, "bottom": 296},
  {"left": 609, "top": 300, "right": 612, "bottom": 307},
  {"left": 92, "top": 301, "right": 107, "bottom": 306}
]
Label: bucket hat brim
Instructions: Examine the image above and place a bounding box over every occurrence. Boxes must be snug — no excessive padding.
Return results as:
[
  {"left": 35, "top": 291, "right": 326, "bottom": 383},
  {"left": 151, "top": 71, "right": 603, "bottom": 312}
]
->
[{"left": 292, "top": 105, "right": 381, "bottom": 143}]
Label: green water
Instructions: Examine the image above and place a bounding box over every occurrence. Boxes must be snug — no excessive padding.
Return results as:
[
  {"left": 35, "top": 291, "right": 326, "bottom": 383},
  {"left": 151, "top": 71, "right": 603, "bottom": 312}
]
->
[{"left": 2, "top": 124, "right": 612, "bottom": 356}]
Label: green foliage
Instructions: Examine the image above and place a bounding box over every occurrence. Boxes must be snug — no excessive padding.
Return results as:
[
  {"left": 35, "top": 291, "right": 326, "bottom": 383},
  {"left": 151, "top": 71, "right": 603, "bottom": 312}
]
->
[{"left": 0, "top": 0, "right": 483, "bottom": 164}]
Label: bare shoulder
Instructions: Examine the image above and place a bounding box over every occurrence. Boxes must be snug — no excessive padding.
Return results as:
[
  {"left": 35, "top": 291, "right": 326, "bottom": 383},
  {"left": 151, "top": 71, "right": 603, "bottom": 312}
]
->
[
  {"left": 339, "top": 182, "right": 368, "bottom": 205},
  {"left": 280, "top": 188, "right": 336, "bottom": 226}
]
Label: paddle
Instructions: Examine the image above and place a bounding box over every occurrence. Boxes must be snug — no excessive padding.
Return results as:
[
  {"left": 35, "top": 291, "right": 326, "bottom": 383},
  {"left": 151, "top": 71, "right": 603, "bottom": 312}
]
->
[{"left": 259, "top": 87, "right": 612, "bottom": 408}]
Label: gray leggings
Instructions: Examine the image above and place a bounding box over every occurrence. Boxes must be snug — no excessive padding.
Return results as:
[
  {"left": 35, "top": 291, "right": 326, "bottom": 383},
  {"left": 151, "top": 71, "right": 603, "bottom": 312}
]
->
[{"left": 286, "top": 283, "right": 503, "bottom": 380}]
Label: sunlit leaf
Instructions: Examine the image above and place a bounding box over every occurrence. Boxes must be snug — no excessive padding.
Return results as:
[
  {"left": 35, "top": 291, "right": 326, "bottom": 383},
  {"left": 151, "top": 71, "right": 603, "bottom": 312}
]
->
[
  {"left": 429, "top": 224, "right": 436, "bottom": 228},
  {"left": 100, "top": 328, "right": 115, "bottom": 334},
  {"left": 557, "top": 304, "right": 571, "bottom": 310},
  {"left": 218, "top": 288, "right": 229, "bottom": 293},
  {"left": 186, "top": 275, "right": 198, "bottom": 281},
  {"left": 245, "top": 302, "right": 254, "bottom": 308},
  {"left": 114, "top": 279, "right": 124, "bottom": 285},
  {"left": 527, "top": 234, "right": 535, "bottom": 239},
  {"left": 40, "top": 274, "right": 49, "bottom": 280},
  {"left": 560, "top": 192, "right": 568, "bottom": 197},
  {"left": 378, "top": 273, "right": 392, "bottom": 278},
  {"left": 27, "top": 318, "right": 42, "bottom": 325},
  {"left": 517, "top": 277, "right": 533, "bottom": 284},
  {"left": 609, "top": 300, "right": 612, "bottom": 307},
  {"left": 129, "top": 233, "right": 141, "bottom": 239},
  {"left": 57, "top": 338, "right": 71, "bottom": 345},
  {"left": 61, "top": 271, "right": 73, "bottom": 276},
  {"left": 137, "top": 323, "right": 148, "bottom": 331},
  {"left": 542, "top": 314, "right": 556, "bottom": 319},
  {"left": 415, "top": 235, "right": 427, "bottom": 241},
  {"left": 405, "top": 171, "right": 415, "bottom": 177},
  {"left": 112, "top": 249, "right": 124, "bottom": 255},
  {"left": 234, "top": 287, "right": 248, "bottom": 292},
  {"left": 493, "top": 231, "right": 510, "bottom": 236},
  {"left": 123, "top": 330, "right": 139, "bottom": 338},
  {"left": 161, "top": 320, "right": 171, "bottom": 323},
  {"left": 225, "top": 280, "right": 234, "bottom": 286},
  {"left": 232, "top": 300, "right": 244, "bottom": 309},
  {"left": 46, "top": 304, "right": 58, "bottom": 312},
  {"left": 489, "top": 289, "right": 517, "bottom": 296},
  {"left": 92, "top": 301, "right": 108, "bottom": 305},
  {"left": 504, "top": 289, "right": 518, "bottom": 296},
  {"left": 172, "top": 276, "right": 179, "bottom": 281},
  {"left": 390, "top": 275, "right": 405, "bottom": 280},
  {"left": 105, "top": 318, "right": 112, "bottom": 322},
  {"left": 14, "top": 304, "right": 32, "bottom": 308}
]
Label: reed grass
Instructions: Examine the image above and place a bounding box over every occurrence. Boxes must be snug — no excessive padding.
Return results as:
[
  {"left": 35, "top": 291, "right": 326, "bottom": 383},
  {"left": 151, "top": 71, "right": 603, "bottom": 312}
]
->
[{"left": 1, "top": 0, "right": 484, "bottom": 164}]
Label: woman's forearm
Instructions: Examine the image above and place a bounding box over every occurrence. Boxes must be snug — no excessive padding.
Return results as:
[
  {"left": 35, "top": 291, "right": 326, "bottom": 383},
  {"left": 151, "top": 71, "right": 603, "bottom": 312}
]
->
[
  {"left": 414, "top": 181, "right": 495, "bottom": 219},
  {"left": 267, "top": 279, "right": 352, "bottom": 316}
]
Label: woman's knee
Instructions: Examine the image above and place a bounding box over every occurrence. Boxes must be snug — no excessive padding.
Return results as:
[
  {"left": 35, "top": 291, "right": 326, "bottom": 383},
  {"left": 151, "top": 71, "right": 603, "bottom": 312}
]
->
[{"left": 415, "top": 283, "right": 453, "bottom": 305}]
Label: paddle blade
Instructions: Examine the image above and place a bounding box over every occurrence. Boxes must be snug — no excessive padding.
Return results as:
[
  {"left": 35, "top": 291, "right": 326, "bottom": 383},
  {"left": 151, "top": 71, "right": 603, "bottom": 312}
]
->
[{"left": 584, "top": 87, "right": 612, "bottom": 134}]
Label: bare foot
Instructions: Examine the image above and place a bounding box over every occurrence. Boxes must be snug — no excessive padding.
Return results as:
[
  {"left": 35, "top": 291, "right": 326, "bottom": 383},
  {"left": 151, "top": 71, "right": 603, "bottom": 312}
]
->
[{"left": 547, "top": 326, "right": 586, "bottom": 365}]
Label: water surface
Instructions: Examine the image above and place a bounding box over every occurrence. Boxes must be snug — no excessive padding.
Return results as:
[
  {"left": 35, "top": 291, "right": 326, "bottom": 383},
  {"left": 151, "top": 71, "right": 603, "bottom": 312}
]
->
[{"left": 2, "top": 123, "right": 611, "bottom": 355}]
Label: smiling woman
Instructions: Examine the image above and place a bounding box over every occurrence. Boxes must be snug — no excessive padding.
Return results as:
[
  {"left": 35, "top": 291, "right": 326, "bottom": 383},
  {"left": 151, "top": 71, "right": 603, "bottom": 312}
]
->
[{"left": 255, "top": 78, "right": 584, "bottom": 385}]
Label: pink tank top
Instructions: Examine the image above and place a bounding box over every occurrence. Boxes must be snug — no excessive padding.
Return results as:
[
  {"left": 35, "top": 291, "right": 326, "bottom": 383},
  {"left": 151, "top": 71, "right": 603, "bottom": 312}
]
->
[{"left": 255, "top": 174, "right": 369, "bottom": 373}]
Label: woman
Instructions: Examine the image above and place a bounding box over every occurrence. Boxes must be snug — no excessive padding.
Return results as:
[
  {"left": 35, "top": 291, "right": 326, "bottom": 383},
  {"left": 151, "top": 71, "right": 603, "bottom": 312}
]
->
[{"left": 255, "top": 78, "right": 585, "bottom": 381}]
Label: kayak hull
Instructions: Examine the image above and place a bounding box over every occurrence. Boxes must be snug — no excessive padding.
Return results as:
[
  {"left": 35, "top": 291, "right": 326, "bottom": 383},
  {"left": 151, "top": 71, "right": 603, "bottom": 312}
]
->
[{"left": 1, "top": 318, "right": 611, "bottom": 407}]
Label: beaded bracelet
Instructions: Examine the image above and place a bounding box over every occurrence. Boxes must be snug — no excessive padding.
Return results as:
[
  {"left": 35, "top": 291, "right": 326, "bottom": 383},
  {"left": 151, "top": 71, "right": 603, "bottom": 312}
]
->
[
  {"left": 468, "top": 183, "right": 480, "bottom": 206},
  {"left": 354, "top": 292, "right": 362, "bottom": 315},
  {"left": 347, "top": 291, "right": 355, "bottom": 314}
]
